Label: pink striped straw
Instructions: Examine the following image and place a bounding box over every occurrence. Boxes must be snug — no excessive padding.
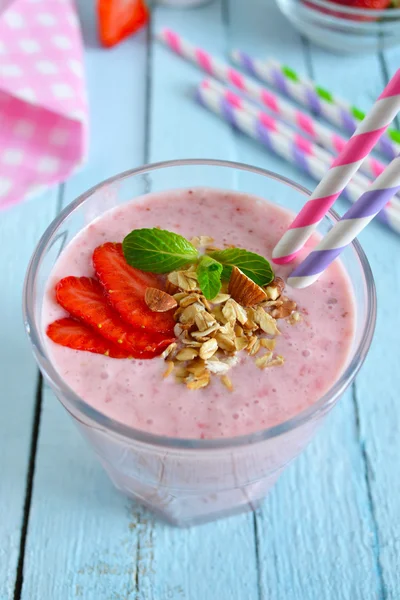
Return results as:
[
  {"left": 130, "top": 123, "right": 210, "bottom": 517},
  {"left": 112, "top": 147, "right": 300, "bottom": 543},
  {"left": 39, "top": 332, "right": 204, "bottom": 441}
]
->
[
  {"left": 203, "top": 78, "right": 400, "bottom": 210},
  {"left": 157, "top": 28, "right": 387, "bottom": 182},
  {"left": 273, "top": 69, "right": 400, "bottom": 264},
  {"left": 288, "top": 154, "right": 400, "bottom": 288},
  {"left": 195, "top": 80, "right": 400, "bottom": 235}
]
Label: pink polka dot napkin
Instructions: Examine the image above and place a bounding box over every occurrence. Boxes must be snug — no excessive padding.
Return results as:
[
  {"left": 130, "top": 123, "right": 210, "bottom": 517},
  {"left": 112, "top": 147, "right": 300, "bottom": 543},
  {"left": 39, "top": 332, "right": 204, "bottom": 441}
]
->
[{"left": 0, "top": 0, "right": 88, "bottom": 209}]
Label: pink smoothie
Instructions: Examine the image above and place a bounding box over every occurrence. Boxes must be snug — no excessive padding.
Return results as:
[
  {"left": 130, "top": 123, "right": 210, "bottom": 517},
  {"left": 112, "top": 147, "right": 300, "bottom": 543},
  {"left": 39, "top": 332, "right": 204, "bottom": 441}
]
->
[{"left": 42, "top": 188, "right": 355, "bottom": 440}]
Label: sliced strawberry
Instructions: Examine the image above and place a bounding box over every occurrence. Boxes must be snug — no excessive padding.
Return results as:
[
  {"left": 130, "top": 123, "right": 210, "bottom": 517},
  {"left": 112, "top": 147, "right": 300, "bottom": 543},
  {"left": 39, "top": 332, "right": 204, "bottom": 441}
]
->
[
  {"left": 93, "top": 242, "right": 175, "bottom": 334},
  {"left": 47, "top": 318, "right": 132, "bottom": 358},
  {"left": 55, "top": 276, "right": 175, "bottom": 358}
]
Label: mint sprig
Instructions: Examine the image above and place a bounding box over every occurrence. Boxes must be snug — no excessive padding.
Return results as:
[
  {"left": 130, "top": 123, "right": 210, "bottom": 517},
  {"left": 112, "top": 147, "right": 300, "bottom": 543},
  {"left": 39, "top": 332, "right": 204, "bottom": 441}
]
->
[
  {"left": 208, "top": 248, "right": 274, "bottom": 286},
  {"left": 197, "top": 255, "right": 223, "bottom": 300},
  {"left": 122, "top": 228, "right": 199, "bottom": 273},
  {"left": 122, "top": 228, "right": 274, "bottom": 290}
]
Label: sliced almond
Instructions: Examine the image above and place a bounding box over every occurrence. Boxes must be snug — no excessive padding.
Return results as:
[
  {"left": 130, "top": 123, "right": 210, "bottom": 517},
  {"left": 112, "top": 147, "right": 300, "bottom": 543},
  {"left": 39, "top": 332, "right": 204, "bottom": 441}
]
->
[
  {"left": 221, "top": 375, "right": 233, "bottom": 392},
  {"left": 161, "top": 342, "right": 177, "bottom": 360},
  {"left": 176, "top": 348, "right": 199, "bottom": 361},
  {"left": 163, "top": 360, "right": 175, "bottom": 378},
  {"left": 228, "top": 267, "right": 267, "bottom": 307},
  {"left": 145, "top": 288, "right": 177, "bottom": 312},
  {"left": 199, "top": 338, "right": 218, "bottom": 360},
  {"left": 255, "top": 352, "right": 273, "bottom": 369}
]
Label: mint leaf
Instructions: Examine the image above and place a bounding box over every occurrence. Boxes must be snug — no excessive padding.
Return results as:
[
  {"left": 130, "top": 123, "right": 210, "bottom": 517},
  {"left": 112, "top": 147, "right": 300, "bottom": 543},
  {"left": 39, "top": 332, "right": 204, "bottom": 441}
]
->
[
  {"left": 197, "top": 255, "right": 223, "bottom": 300},
  {"left": 208, "top": 248, "right": 274, "bottom": 286},
  {"left": 122, "top": 228, "right": 199, "bottom": 273}
]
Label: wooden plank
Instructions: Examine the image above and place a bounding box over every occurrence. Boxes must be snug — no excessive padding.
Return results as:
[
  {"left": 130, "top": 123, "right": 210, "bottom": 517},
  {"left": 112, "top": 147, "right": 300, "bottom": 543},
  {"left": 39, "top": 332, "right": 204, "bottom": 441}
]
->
[
  {"left": 134, "top": 4, "right": 260, "bottom": 600},
  {"left": 20, "top": 2, "right": 150, "bottom": 598},
  {"left": 228, "top": 2, "right": 381, "bottom": 598},
  {"left": 20, "top": 3, "right": 259, "bottom": 599},
  {"left": 349, "top": 48, "right": 400, "bottom": 600},
  {"left": 309, "top": 41, "right": 400, "bottom": 599},
  {"left": 0, "top": 188, "right": 59, "bottom": 600}
]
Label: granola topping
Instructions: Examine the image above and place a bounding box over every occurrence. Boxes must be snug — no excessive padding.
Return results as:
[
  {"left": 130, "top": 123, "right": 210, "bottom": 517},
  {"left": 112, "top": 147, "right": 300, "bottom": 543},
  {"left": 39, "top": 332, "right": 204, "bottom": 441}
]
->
[{"left": 161, "top": 261, "right": 300, "bottom": 391}]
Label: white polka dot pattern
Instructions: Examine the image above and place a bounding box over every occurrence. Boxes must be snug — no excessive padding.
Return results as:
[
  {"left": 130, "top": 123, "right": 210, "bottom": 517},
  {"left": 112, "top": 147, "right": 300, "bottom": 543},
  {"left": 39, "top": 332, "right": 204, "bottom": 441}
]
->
[
  {"left": 2, "top": 149, "right": 24, "bottom": 165},
  {"left": 36, "top": 60, "right": 59, "bottom": 75},
  {"left": 0, "top": 0, "right": 87, "bottom": 209}
]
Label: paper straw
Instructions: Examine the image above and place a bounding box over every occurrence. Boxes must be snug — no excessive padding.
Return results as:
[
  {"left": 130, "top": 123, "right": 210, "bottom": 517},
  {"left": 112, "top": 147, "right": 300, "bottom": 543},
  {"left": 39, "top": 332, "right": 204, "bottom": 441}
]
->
[
  {"left": 231, "top": 52, "right": 400, "bottom": 162},
  {"left": 195, "top": 82, "right": 400, "bottom": 236},
  {"left": 272, "top": 69, "right": 400, "bottom": 264},
  {"left": 288, "top": 154, "right": 400, "bottom": 288},
  {"left": 203, "top": 78, "right": 400, "bottom": 211},
  {"left": 157, "top": 29, "right": 386, "bottom": 182}
]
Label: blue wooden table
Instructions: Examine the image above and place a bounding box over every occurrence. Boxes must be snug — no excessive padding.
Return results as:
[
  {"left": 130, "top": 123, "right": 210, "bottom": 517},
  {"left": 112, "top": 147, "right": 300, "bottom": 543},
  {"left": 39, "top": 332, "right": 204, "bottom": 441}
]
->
[{"left": 2, "top": 1, "right": 400, "bottom": 598}]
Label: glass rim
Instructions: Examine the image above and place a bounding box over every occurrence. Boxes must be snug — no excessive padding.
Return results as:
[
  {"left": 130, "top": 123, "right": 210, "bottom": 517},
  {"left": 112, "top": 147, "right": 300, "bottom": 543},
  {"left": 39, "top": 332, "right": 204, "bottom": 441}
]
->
[
  {"left": 301, "top": 0, "right": 400, "bottom": 17},
  {"left": 23, "top": 158, "right": 377, "bottom": 450}
]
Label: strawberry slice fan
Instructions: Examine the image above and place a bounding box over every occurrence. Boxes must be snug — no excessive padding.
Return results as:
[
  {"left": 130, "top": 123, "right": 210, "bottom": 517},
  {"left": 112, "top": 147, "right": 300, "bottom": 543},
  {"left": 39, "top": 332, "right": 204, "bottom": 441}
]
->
[
  {"left": 93, "top": 243, "right": 175, "bottom": 334},
  {"left": 47, "top": 244, "right": 176, "bottom": 359},
  {"left": 47, "top": 318, "right": 133, "bottom": 359},
  {"left": 0, "top": 0, "right": 88, "bottom": 210}
]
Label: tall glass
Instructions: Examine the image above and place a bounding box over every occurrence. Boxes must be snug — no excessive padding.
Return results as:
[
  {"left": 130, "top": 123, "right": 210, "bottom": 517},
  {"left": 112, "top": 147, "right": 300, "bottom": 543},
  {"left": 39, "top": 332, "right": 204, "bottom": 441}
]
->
[{"left": 23, "top": 159, "right": 376, "bottom": 526}]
